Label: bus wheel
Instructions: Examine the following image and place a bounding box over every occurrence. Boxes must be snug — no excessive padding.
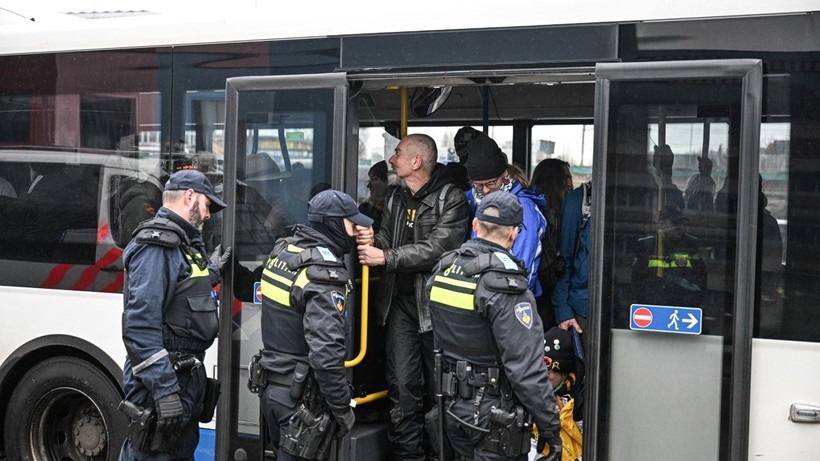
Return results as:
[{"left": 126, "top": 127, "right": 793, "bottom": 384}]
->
[{"left": 3, "top": 356, "right": 126, "bottom": 461}]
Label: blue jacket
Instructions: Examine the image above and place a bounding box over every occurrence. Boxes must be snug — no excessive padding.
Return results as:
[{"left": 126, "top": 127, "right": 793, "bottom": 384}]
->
[
  {"left": 551, "top": 184, "right": 590, "bottom": 323},
  {"left": 467, "top": 182, "right": 547, "bottom": 296},
  {"left": 121, "top": 207, "right": 221, "bottom": 403}
]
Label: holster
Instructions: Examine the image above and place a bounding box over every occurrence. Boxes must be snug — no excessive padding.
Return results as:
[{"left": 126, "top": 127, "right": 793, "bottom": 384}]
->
[
  {"left": 200, "top": 377, "right": 221, "bottom": 423},
  {"left": 280, "top": 404, "right": 339, "bottom": 461},
  {"left": 480, "top": 404, "right": 531, "bottom": 457},
  {"left": 118, "top": 400, "right": 162, "bottom": 452}
]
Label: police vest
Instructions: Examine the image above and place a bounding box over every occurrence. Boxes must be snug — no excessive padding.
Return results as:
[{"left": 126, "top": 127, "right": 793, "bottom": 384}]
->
[
  {"left": 260, "top": 240, "right": 347, "bottom": 357},
  {"left": 429, "top": 249, "right": 529, "bottom": 368},
  {"left": 133, "top": 217, "right": 219, "bottom": 352}
]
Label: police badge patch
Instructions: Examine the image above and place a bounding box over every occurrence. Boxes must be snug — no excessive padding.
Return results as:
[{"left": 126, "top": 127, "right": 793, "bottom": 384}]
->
[
  {"left": 331, "top": 291, "right": 346, "bottom": 314},
  {"left": 514, "top": 302, "right": 533, "bottom": 329}
]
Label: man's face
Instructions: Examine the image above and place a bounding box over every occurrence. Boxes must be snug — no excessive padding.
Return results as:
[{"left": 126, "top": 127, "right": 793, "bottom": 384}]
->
[
  {"left": 368, "top": 174, "right": 388, "bottom": 198},
  {"left": 389, "top": 139, "right": 416, "bottom": 179},
  {"left": 188, "top": 192, "right": 211, "bottom": 229},
  {"left": 471, "top": 171, "right": 506, "bottom": 196}
]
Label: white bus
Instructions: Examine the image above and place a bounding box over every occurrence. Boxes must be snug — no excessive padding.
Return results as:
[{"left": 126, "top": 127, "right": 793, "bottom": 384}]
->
[{"left": 1, "top": 2, "right": 819, "bottom": 460}]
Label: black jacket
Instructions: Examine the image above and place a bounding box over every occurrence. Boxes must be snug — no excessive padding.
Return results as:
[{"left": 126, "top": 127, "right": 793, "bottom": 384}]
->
[
  {"left": 259, "top": 225, "right": 352, "bottom": 413},
  {"left": 373, "top": 163, "right": 471, "bottom": 332},
  {"left": 427, "top": 239, "right": 560, "bottom": 434}
]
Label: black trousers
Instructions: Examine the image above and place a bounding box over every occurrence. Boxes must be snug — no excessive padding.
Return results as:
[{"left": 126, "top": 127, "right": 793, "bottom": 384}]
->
[{"left": 385, "top": 296, "right": 436, "bottom": 461}]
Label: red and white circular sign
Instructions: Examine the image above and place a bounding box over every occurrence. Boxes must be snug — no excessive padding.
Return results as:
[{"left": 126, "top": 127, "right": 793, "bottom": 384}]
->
[{"left": 632, "top": 307, "right": 653, "bottom": 328}]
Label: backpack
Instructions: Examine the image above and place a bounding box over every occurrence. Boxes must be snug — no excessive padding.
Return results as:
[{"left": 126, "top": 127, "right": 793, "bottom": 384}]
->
[
  {"left": 537, "top": 204, "right": 565, "bottom": 294},
  {"left": 538, "top": 181, "right": 592, "bottom": 294}
]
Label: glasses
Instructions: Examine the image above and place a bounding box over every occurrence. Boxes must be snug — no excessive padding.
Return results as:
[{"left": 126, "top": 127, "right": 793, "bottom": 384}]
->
[
  {"left": 516, "top": 223, "right": 524, "bottom": 233},
  {"left": 472, "top": 175, "right": 503, "bottom": 194}
]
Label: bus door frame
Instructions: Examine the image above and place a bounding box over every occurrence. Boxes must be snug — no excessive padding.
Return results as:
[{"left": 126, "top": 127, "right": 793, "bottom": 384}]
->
[
  {"left": 218, "top": 72, "right": 352, "bottom": 461},
  {"left": 586, "top": 59, "right": 762, "bottom": 461}
]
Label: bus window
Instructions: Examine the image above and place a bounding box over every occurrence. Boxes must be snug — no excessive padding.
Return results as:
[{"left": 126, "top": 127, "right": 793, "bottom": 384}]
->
[
  {"left": 0, "top": 160, "right": 99, "bottom": 266},
  {"left": 531, "top": 124, "right": 594, "bottom": 186}
]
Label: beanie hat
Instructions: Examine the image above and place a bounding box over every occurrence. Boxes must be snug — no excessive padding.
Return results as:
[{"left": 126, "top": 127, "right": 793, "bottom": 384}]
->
[
  {"left": 543, "top": 327, "right": 575, "bottom": 374},
  {"left": 465, "top": 137, "right": 508, "bottom": 181}
]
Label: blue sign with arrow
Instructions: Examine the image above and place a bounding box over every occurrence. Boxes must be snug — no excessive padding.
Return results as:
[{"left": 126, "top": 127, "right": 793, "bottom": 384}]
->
[{"left": 630, "top": 304, "right": 702, "bottom": 335}]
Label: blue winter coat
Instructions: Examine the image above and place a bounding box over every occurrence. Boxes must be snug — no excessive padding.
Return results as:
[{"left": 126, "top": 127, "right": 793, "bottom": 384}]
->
[
  {"left": 551, "top": 185, "right": 590, "bottom": 323},
  {"left": 467, "top": 182, "right": 547, "bottom": 296}
]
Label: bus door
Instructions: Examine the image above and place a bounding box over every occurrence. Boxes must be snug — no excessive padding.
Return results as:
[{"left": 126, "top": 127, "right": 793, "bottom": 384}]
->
[
  {"left": 217, "top": 73, "right": 354, "bottom": 461},
  {"left": 587, "top": 60, "right": 762, "bottom": 461}
]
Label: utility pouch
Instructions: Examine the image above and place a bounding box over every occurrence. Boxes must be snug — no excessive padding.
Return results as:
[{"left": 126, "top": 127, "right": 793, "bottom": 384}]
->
[
  {"left": 424, "top": 406, "right": 453, "bottom": 459},
  {"left": 200, "top": 378, "right": 221, "bottom": 423},
  {"left": 290, "top": 362, "right": 310, "bottom": 401},
  {"left": 281, "top": 404, "right": 336, "bottom": 460},
  {"left": 456, "top": 361, "right": 473, "bottom": 399},
  {"left": 247, "top": 352, "right": 266, "bottom": 394},
  {"left": 480, "top": 405, "right": 530, "bottom": 456},
  {"left": 441, "top": 372, "right": 457, "bottom": 398}
]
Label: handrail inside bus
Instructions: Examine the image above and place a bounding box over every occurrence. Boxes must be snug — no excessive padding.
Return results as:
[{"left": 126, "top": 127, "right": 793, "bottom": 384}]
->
[
  {"left": 353, "top": 389, "right": 388, "bottom": 406},
  {"left": 344, "top": 263, "right": 369, "bottom": 368}
]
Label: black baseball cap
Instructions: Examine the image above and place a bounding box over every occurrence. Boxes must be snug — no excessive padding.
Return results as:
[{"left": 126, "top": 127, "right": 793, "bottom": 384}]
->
[
  {"left": 307, "top": 189, "right": 374, "bottom": 227},
  {"left": 476, "top": 191, "right": 523, "bottom": 227},
  {"left": 164, "top": 169, "right": 227, "bottom": 212}
]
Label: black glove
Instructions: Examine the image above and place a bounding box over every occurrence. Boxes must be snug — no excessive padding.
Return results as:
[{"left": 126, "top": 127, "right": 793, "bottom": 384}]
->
[
  {"left": 332, "top": 407, "right": 355, "bottom": 437},
  {"left": 536, "top": 428, "right": 562, "bottom": 458},
  {"left": 155, "top": 393, "right": 184, "bottom": 435},
  {"left": 209, "top": 244, "right": 232, "bottom": 274}
]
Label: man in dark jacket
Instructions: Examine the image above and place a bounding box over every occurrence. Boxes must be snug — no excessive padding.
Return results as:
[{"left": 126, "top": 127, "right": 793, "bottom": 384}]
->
[
  {"left": 427, "top": 191, "right": 561, "bottom": 460},
  {"left": 357, "top": 133, "right": 471, "bottom": 461},
  {"left": 258, "top": 189, "right": 371, "bottom": 460},
  {"left": 120, "top": 169, "right": 227, "bottom": 460}
]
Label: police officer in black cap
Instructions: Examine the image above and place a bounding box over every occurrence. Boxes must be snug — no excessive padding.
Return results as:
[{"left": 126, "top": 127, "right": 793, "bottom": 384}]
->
[
  {"left": 427, "top": 190, "right": 561, "bottom": 460},
  {"left": 256, "top": 189, "right": 372, "bottom": 460},
  {"left": 120, "top": 169, "right": 228, "bottom": 460}
]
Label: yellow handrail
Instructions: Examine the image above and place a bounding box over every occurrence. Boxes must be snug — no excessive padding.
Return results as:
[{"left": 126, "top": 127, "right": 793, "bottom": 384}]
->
[
  {"left": 353, "top": 389, "right": 388, "bottom": 406},
  {"left": 344, "top": 264, "right": 369, "bottom": 368}
]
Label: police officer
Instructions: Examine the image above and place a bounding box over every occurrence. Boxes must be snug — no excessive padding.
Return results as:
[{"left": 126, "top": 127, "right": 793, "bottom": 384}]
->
[
  {"left": 120, "top": 169, "right": 228, "bottom": 460},
  {"left": 631, "top": 204, "right": 708, "bottom": 309},
  {"left": 257, "top": 189, "right": 372, "bottom": 460},
  {"left": 427, "top": 191, "right": 561, "bottom": 460}
]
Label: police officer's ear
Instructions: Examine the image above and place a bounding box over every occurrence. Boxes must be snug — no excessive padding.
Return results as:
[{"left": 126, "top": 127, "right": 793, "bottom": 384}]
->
[{"left": 471, "top": 218, "right": 480, "bottom": 235}]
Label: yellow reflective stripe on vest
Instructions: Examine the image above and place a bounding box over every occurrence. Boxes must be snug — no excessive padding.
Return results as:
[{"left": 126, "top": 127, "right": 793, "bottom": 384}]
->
[
  {"left": 294, "top": 268, "right": 310, "bottom": 289},
  {"left": 184, "top": 253, "right": 209, "bottom": 278},
  {"left": 647, "top": 253, "right": 694, "bottom": 268},
  {"left": 430, "top": 275, "right": 476, "bottom": 311},
  {"left": 261, "top": 268, "right": 293, "bottom": 307},
  {"left": 287, "top": 244, "right": 304, "bottom": 253}
]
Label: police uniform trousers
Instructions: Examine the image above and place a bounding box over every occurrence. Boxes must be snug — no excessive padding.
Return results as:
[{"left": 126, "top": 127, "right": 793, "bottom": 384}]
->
[
  {"left": 261, "top": 382, "right": 310, "bottom": 461},
  {"left": 119, "top": 365, "right": 207, "bottom": 461},
  {"left": 386, "top": 294, "right": 436, "bottom": 461},
  {"left": 444, "top": 396, "right": 527, "bottom": 461}
]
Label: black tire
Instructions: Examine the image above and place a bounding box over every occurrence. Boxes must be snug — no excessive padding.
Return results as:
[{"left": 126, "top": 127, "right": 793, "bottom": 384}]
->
[{"left": 3, "top": 356, "right": 126, "bottom": 461}]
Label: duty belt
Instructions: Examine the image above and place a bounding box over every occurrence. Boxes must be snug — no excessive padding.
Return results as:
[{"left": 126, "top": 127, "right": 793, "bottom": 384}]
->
[
  {"left": 441, "top": 361, "right": 506, "bottom": 397},
  {"left": 267, "top": 371, "right": 294, "bottom": 387}
]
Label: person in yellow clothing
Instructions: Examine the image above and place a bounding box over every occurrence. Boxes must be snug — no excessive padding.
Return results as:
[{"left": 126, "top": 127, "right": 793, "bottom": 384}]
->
[{"left": 534, "top": 326, "right": 584, "bottom": 461}]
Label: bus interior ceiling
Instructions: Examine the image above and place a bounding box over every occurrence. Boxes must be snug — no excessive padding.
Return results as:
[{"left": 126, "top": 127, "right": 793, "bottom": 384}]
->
[{"left": 353, "top": 70, "right": 597, "bottom": 126}]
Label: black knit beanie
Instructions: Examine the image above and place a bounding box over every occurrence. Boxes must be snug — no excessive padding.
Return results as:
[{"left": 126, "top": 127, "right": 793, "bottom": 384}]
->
[{"left": 465, "top": 136, "right": 507, "bottom": 181}]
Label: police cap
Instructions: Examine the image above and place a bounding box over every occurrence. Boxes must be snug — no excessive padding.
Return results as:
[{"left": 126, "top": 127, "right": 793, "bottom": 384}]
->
[
  {"left": 308, "top": 189, "right": 374, "bottom": 227},
  {"left": 476, "top": 191, "right": 523, "bottom": 227},
  {"left": 164, "top": 169, "right": 227, "bottom": 212}
]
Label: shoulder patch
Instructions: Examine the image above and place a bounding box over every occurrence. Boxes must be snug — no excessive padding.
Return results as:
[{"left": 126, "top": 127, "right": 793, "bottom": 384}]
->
[
  {"left": 514, "top": 302, "right": 534, "bottom": 329},
  {"left": 331, "top": 291, "right": 346, "bottom": 314},
  {"left": 493, "top": 251, "right": 520, "bottom": 271}
]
